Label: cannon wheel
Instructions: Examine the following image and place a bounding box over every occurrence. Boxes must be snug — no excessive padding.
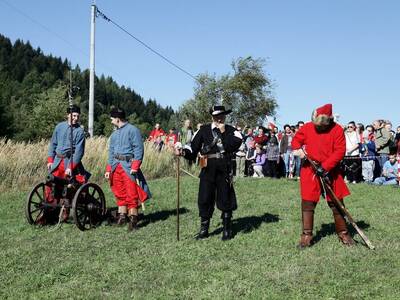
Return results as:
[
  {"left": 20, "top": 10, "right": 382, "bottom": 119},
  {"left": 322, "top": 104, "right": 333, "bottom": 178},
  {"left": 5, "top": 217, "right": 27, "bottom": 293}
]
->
[
  {"left": 72, "top": 183, "right": 106, "bottom": 231},
  {"left": 25, "top": 182, "right": 47, "bottom": 225}
]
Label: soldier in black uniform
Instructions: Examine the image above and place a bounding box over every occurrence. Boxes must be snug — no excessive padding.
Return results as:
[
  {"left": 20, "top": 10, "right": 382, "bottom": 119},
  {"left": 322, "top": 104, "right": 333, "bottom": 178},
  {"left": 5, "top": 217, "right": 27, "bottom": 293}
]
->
[{"left": 177, "top": 105, "right": 243, "bottom": 240}]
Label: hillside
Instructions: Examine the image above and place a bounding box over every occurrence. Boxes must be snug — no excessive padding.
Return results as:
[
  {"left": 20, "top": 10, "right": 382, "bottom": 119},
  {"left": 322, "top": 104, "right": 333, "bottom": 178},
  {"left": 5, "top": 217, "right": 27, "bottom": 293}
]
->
[{"left": 0, "top": 34, "right": 174, "bottom": 140}]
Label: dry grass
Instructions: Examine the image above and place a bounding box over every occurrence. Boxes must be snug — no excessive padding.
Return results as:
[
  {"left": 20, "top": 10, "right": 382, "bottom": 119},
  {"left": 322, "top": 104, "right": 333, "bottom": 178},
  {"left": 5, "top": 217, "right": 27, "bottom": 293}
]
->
[{"left": 0, "top": 138, "right": 198, "bottom": 191}]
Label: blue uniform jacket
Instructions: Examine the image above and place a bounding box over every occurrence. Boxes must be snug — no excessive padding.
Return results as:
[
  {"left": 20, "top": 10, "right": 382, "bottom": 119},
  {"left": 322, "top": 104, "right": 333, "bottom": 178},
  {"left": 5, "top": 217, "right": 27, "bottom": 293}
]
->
[
  {"left": 108, "top": 123, "right": 151, "bottom": 199},
  {"left": 48, "top": 121, "right": 87, "bottom": 175}
]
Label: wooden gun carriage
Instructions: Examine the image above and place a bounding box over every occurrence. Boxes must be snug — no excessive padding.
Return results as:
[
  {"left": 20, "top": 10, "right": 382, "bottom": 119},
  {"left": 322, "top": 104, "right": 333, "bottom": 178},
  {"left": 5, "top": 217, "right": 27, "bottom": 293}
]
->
[{"left": 25, "top": 174, "right": 106, "bottom": 231}]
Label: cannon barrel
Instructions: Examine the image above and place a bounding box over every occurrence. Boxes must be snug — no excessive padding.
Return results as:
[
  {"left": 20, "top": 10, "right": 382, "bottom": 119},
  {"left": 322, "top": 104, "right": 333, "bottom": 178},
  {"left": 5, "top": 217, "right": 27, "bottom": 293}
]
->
[{"left": 46, "top": 174, "right": 70, "bottom": 186}]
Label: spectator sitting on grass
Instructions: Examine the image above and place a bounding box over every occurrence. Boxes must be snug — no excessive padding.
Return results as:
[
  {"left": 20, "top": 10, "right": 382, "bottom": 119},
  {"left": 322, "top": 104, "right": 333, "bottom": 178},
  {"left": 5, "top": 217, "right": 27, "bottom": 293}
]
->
[
  {"left": 372, "top": 154, "right": 399, "bottom": 185},
  {"left": 252, "top": 143, "right": 266, "bottom": 177}
]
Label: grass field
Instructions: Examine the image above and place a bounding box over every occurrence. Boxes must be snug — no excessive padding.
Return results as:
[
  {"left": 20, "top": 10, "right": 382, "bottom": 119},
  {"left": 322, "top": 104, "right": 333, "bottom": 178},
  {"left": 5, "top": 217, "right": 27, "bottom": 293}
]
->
[{"left": 1, "top": 177, "right": 399, "bottom": 299}]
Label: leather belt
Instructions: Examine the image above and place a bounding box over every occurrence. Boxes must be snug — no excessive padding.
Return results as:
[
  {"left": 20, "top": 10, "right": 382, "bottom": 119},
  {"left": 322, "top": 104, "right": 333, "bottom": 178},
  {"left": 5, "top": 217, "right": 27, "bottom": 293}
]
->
[
  {"left": 207, "top": 153, "right": 225, "bottom": 159},
  {"left": 56, "top": 152, "right": 71, "bottom": 159},
  {"left": 114, "top": 154, "right": 133, "bottom": 162}
]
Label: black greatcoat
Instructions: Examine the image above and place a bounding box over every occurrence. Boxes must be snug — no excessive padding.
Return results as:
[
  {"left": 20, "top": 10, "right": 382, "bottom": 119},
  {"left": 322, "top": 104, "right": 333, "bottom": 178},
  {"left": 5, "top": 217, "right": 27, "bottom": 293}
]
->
[{"left": 183, "top": 124, "right": 243, "bottom": 218}]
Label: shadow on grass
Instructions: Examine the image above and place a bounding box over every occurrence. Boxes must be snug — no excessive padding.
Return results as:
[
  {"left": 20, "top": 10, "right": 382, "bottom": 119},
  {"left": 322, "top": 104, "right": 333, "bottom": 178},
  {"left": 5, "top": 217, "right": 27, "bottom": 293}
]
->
[
  {"left": 139, "top": 208, "right": 190, "bottom": 228},
  {"left": 105, "top": 207, "right": 190, "bottom": 228},
  {"left": 313, "top": 220, "right": 371, "bottom": 245},
  {"left": 209, "top": 213, "right": 280, "bottom": 237}
]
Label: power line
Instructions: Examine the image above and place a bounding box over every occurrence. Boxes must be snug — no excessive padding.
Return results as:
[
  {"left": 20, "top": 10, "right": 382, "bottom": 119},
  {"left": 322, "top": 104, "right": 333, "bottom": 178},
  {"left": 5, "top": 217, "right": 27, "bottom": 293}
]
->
[
  {"left": 0, "top": 0, "right": 123, "bottom": 84},
  {"left": 0, "top": 0, "right": 88, "bottom": 59},
  {"left": 96, "top": 7, "right": 198, "bottom": 82}
]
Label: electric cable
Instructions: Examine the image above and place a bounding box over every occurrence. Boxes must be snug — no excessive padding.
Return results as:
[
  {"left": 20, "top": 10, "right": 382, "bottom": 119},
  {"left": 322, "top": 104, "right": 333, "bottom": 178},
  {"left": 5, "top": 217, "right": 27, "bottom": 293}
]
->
[{"left": 96, "top": 8, "right": 198, "bottom": 81}]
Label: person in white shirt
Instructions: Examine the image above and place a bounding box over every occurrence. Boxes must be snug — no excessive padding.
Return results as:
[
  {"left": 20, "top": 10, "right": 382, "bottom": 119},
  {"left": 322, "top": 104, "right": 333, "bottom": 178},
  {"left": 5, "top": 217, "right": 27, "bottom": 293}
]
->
[{"left": 344, "top": 121, "right": 361, "bottom": 183}]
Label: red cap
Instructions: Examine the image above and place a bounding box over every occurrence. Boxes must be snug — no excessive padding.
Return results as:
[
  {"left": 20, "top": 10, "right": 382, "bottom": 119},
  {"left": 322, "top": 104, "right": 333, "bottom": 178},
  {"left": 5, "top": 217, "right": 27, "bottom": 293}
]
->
[{"left": 315, "top": 104, "right": 332, "bottom": 118}]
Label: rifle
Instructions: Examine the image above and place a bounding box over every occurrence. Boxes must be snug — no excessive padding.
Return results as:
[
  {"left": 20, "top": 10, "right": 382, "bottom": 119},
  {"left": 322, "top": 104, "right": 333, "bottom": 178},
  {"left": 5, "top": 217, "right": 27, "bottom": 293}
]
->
[{"left": 304, "top": 152, "right": 375, "bottom": 250}]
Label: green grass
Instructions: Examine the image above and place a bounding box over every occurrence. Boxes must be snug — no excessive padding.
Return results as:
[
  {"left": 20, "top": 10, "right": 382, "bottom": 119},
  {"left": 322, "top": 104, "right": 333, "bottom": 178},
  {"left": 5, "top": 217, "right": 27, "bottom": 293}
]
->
[{"left": 1, "top": 178, "right": 399, "bottom": 299}]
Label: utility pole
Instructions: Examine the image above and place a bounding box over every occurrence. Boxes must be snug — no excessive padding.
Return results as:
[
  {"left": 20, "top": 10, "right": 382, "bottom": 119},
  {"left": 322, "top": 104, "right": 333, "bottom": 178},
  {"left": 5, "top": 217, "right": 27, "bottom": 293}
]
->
[{"left": 88, "top": 4, "right": 96, "bottom": 137}]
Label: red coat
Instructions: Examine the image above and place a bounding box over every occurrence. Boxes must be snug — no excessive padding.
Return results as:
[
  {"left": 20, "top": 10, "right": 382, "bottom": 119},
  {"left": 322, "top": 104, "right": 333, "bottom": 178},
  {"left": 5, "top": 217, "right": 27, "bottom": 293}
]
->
[
  {"left": 148, "top": 128, "right": 165, "bottom": 141},
  {"left": 292, "top": 122, "right": 350, "bottom": 202},
  {"left": 253, "top": 134, "right": 268, "bottom": 146}
]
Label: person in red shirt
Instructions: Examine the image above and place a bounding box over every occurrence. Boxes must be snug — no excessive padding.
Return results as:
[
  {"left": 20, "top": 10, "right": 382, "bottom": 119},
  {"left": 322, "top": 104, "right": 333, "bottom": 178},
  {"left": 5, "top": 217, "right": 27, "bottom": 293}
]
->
[
  {"left": 165, "top": 128, "right": 178, "bottom": 150},
  {"left": 148, "top": 123, "right": 166, "bottom": 151},
  {"left": 292, "top": 103, "right": 355, "bottom": 248},
  {"left": 253, "top": 126, "right": 268, "bottom": 146}
]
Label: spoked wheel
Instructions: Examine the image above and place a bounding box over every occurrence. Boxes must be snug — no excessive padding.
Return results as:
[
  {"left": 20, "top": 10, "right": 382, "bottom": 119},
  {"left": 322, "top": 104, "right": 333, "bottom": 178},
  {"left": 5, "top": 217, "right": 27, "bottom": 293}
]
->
[
  {"left": 25, "top": 182, "right": 47, "bottom": 225},
  {"left": 72, "top": 183, "right": 106, "bottom": 231}
]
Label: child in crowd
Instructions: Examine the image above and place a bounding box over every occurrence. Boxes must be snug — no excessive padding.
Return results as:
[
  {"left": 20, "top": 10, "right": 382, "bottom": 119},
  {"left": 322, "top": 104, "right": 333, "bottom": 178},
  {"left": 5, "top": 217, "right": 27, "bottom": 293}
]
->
[
  {"left": 360, "top": 125, "right": 376, "bottom": 183},
  {"left": 252, "top": 143, "right": 265, "bottom": 177}
]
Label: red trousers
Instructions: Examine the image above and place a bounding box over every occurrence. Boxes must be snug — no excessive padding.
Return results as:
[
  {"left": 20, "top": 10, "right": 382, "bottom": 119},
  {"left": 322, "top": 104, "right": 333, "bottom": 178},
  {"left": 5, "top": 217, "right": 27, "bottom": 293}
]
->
[
  {"left": 110, "top": 164, "right": 141, "bottom": 210},
  {"left": 45, "top": 160, "right": 86, "bottom": 203}
]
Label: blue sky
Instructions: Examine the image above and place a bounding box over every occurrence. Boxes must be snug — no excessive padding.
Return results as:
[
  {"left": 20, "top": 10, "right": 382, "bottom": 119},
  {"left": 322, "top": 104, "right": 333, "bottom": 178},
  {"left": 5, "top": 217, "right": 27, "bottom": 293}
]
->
[{"left": 1, "top": 0, "right": 399, "bottom": 128}]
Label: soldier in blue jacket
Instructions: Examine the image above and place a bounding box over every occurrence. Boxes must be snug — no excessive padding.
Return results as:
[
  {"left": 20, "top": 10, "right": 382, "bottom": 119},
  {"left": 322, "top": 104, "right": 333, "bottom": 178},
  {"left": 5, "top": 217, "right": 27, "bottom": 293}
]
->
[
  {"left": 44, "top": 105, "right": 88, "bottom": 222},
  {"left": 47, "top": 105, "right": 87, "bottom": 181},
  {"left": 105, "top": 107, "right": 151, "bottom": 231}
]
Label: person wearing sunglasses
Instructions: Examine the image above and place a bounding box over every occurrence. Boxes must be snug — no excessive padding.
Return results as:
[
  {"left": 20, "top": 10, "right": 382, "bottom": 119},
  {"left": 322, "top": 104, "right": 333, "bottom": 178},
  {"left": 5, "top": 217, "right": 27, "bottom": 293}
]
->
[{"left": 344, "top": 121, "right": 361, "bottom": 183}]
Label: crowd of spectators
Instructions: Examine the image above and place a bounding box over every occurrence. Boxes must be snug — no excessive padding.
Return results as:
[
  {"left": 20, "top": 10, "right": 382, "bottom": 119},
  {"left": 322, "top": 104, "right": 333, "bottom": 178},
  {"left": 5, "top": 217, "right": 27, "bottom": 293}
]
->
[{"left": 146, "top": 118, "right": 400, "bottom": 186}]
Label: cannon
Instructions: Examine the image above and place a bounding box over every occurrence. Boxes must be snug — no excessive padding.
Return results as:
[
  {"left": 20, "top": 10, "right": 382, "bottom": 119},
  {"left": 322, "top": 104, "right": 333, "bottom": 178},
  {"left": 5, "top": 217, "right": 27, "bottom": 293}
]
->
[{"left": 25, "top": 174, "right": 106, "bottom": 231}]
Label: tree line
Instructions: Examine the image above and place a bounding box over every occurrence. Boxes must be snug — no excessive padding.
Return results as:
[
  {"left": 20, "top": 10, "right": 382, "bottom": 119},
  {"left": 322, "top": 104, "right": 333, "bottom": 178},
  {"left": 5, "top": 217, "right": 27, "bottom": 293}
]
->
[
  {"left": 0, "top": 33, "right": 278, "bottom": 141},
  {"left": 0, "top": 34, "right": 174, "bottom": 140}
]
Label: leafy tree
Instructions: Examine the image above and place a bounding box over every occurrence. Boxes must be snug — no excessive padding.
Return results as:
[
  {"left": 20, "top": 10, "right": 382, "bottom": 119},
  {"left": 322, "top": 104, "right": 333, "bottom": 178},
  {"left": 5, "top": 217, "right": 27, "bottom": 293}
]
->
[
  {"left": 178, "top": 56, "right": 277, "bottom": 126},
  {"left": 25, "top": 84, "right": 69, "bottom": 140}
]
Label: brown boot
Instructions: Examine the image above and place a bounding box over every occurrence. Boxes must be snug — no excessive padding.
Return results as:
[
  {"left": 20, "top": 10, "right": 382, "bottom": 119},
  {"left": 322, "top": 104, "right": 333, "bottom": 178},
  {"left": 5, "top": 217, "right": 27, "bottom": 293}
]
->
[
  {"left": 298, "top": 232, "right": 313, "bottom": 249},
  {"left": 329, "top": 201, "right": 355, "bottom": 246},
  {"left": 297, "top": 200, "right": 316, "bottom": 249}
]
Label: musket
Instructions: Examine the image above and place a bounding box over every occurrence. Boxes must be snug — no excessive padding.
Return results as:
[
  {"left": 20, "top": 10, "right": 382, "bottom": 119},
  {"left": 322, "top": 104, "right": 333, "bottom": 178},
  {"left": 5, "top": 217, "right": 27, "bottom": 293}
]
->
[
  {"left": 180, "top": 167, "right": 198, "bottom": 179},
  {"left": 68, "top": 71, "right": 74, "bottom": 179},
  {"left": 303, "top": 152, "right": 375, "bottom": 250}
]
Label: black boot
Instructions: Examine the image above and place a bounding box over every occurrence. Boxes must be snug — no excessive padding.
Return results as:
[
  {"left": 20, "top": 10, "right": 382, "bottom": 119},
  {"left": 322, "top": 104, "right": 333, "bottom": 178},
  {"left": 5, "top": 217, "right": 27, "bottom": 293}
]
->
[
  {"left": 196, "top": 218, "right": 210, "bottom": 240},
  {"left": 221, "top": 212, "right": 233, "bottom": 241},
  {"left": 127, "top": 215, "right": 139, "bottom": 232},
  {"left": 116, "top": 213, "right": 127, "bottom": 226}
]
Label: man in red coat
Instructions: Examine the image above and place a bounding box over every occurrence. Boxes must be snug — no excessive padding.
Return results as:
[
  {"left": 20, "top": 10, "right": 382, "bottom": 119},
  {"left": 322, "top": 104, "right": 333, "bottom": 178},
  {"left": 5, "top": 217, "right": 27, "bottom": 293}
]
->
[{"left": 292, "top": 103, "right": 355, "bottom": 248}]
